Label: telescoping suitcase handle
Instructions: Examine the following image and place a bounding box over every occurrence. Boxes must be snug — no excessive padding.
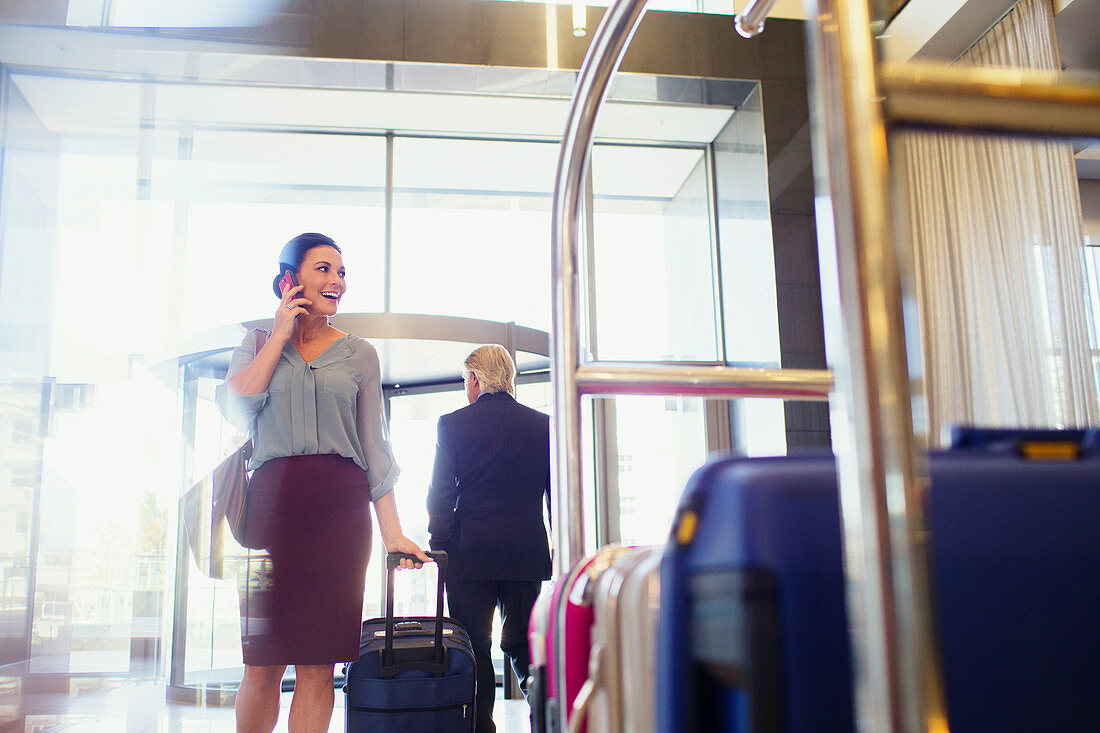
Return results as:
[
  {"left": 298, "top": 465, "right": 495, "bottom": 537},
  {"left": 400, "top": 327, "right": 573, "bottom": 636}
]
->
[{"left": 382, "top": 551, "right": 449, "bottom": 678}]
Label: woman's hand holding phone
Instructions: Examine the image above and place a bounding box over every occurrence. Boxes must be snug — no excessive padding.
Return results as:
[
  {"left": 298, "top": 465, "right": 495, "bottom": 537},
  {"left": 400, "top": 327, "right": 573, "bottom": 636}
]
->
[{"left": 274, "top": 278, "right": 311, "bottom": 339}]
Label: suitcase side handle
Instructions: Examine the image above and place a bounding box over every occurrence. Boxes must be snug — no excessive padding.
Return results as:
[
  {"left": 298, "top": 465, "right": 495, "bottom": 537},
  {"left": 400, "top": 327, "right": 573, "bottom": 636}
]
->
[
  {"left": 947, "top": 426, "right": 1100, "bottom": 458},
  {"left": 382, "top": 550, "right": 449, "bottom": 678}
]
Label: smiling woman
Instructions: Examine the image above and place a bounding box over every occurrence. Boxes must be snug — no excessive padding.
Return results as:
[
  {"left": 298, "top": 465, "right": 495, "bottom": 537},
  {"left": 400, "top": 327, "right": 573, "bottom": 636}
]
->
[{"left": 215, "top": 232, "right": 430, "bottom": 732}]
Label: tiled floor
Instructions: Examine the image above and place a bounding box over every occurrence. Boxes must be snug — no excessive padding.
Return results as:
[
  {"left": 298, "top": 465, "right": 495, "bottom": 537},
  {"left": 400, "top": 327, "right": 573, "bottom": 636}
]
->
[{"left": 11, "top": 681, "right": 531, "bottom": 732}]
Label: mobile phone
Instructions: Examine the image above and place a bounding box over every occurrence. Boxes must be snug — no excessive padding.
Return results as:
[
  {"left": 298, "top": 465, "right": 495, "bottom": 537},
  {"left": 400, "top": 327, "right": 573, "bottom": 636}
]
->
[{"left": 278, "top": 270, "right": 299, "bottom": 296}]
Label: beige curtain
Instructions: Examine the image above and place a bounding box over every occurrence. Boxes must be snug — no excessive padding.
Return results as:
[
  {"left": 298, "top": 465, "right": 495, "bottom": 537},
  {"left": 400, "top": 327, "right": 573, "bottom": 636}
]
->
[{"left": 899, "top": 0, "right": 1098, "bottom": 442}]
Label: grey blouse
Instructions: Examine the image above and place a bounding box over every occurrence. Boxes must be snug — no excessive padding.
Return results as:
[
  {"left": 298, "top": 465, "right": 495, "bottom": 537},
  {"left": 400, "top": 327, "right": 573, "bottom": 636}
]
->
[{"left": 215, "top": 330, "right": 400, "bottom": 502}]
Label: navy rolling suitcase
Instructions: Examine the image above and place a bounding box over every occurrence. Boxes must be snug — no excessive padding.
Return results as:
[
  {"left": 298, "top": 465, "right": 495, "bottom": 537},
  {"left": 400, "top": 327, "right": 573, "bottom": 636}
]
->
[
  {"left": 658, "top": 428, "right": 1100, "bottom": 732},
  {"left": 344, "top": 551, "right": 476, "bottom": 732}
]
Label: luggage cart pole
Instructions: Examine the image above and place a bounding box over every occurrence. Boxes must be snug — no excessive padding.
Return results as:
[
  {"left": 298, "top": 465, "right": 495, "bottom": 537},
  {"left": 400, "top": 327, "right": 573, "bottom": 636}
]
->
[
  {"left": 550, "top": 0, "right": 832, "bottom": 727},
  {"left": 807, "top": 5, "right": 1100, "bottom": 733},
  {"left": 550, "top": 1, "right": 648, "bottom": 719},
  {"left": 804, "top": 2, "right": 946, "bottom": 731},
  {"left": 550, "top": 0, "right": 649, "bottom": 580}
]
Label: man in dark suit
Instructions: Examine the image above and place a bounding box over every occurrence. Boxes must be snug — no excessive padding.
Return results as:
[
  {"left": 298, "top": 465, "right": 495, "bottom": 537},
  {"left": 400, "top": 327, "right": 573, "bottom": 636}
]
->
[{"left": 426, "top": 344, "right": 551, "bottom": 733}]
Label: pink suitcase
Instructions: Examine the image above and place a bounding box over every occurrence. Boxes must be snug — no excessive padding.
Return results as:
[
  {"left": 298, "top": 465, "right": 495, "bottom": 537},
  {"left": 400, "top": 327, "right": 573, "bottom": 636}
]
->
[
  {"left": 530, "top": 546, "right": 644, "bottom": 733},
  {"left": 529, "top": 552, "right": 602, "bottom": 733}
]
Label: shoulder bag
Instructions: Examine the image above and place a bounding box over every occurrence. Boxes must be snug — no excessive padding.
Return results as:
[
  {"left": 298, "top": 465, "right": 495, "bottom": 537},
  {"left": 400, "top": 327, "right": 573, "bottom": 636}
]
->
[{"left": 212, "top": 328, "right": 269, "bottom": 550}]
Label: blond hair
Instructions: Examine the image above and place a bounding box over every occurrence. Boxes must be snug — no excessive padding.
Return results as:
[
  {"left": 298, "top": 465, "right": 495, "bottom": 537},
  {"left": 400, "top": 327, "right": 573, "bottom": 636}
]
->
[{"left": 463, "top": 344, "right": 516, "bottom": 396}]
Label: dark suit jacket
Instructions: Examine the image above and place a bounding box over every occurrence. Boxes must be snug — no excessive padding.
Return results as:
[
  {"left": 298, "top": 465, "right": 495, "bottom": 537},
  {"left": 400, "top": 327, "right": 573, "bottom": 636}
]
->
[{"left": 426, "top": 391, "right": 551, "bottom": 581}]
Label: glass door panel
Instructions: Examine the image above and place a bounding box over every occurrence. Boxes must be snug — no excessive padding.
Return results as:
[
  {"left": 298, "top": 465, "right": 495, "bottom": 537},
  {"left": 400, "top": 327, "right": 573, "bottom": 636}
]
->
[
  {"left": 383, "top": 381, "right": 553, "bottom": 689},
  {"left": 182, "top": 376, "right": 246, "bottom": 686},
  {"left": 369, "top": 389, "right": 466, "bottom": 621}
]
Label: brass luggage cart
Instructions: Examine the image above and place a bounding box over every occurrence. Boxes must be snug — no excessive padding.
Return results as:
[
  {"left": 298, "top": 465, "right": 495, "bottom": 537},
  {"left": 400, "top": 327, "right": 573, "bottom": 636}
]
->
[{"left": 548, "top": 0, "right": 1100, "bottom": 731}]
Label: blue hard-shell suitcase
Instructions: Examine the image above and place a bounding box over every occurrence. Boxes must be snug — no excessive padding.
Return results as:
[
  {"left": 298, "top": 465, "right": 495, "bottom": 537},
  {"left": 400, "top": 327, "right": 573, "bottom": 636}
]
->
[
  {"left": 658, "top": 428, "right": 1100, "bottom": 732},
  {"left": 344, "top": 551, "right": 476, "bottom": 733}
]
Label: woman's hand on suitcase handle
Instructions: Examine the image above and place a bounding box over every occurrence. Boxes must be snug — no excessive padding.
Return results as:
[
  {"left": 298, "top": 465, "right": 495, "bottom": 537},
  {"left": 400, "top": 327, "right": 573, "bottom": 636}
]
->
[
  {"left": 384, "top": 535, "right": 432, "bottom": 569},
  {"left": 374, "top": 492, "right": 431, "bottom": 568}
]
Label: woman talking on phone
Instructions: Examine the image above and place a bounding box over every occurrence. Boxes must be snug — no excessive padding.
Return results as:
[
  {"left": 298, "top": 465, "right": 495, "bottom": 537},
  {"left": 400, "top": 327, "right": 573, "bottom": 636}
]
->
[{"left": 216, "top": 232, "right": 430, "bottom": 733}]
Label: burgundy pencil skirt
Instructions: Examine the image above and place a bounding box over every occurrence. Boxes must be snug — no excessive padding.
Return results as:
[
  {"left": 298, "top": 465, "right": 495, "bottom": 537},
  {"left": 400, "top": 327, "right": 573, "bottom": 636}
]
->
[{"left": 237, "top": 454, "right": 372, "bottom": 666}]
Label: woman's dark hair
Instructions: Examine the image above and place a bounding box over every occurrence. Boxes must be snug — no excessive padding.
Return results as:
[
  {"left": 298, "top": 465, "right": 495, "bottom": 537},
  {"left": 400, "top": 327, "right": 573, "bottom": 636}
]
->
[{"left": 272, "top": 232, "right": 341, "bottom": 297}]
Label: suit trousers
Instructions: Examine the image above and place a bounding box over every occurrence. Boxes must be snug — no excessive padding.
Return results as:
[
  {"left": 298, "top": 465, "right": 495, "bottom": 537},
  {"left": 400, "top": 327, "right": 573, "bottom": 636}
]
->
[{"left": 445, "top": 577, "right": 543, "bottom": 733}]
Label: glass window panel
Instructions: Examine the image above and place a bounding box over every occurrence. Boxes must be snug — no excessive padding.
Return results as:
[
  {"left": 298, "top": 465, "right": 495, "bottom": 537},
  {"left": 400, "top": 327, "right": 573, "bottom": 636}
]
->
[
  {"left": 189, "top": 130, "right": 385, "bottom": 190},
  {"left": 591, "top": 145, "right": 718, "bottom": 361},
  {"left": 182, "top": 199, "right": 386, "bottom": 337},
  {"left": 1082, "top": 177, "right": 1100, "bottom": 365},
  {"left": 381, "top": 389, "right": 468, "bottom": 620},
  {"left": 18, "top": 122, "right": 183, "bottom": 673},
  {"left": 48, "top": 151, "right": 176, "bottom": 382},
  {"left": 514, "top": 381, "right": 557, "bottom": 550},
  {"left": 0, "top": 385, "right": 47, "bottom": 666},
  {"left": 386, "top": 388, "right": 466, "bottom": 555},
  {"left": 41, "top": 129, "right": 387, "bottom": 378},
  {"left": 0, "top": 82, "right": 56, "bottom": 669},
  {"left": 513, "top": 381, "right": 597, "bottom": 560},
  {"left": 516, "top": 380, "right": 553, "bottom": 414},
  {"left": 1085, "top": 245, "right": 1100, "bottom": 347},
  {"left": 180, "top": 130, "right": 386, "bottom": 340},
  {"left": 713, "top": 87, "right": 780, "bottom": 366},
  {"left": 393, "top": 138, "right": 557, "bottom": 195},
  {"left": 736, "top": 399, "right": 788, "bottom": 457},
  {"left": 31, "top": 373, "right": 178, "bottom": 674},
  {"left": 1083, "top": 244, "right": 1100, "bottom": 395},
  {"left": 612, "top": 396, "right": 707, "bottom": 546},
  {"left": 390, "top": 138, "right": 555, "bottom": 329}
]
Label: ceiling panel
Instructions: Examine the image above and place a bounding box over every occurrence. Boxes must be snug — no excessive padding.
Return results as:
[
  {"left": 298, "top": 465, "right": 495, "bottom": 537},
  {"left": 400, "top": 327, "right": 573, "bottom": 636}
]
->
[{"left": 10, "top": 73, "right": 734, "bottom": 145}]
